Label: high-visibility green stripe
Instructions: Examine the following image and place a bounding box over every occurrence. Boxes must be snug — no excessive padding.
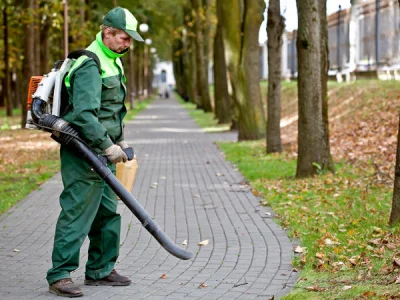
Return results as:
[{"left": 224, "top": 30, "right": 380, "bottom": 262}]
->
[{"left": 124, "top": 8, "right": 138, "bottom": 31}]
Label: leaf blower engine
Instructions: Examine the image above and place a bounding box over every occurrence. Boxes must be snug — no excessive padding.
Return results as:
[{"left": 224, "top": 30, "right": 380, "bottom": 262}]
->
[{"left": 26, "top": 59, "right": 192, "bottom": 260}]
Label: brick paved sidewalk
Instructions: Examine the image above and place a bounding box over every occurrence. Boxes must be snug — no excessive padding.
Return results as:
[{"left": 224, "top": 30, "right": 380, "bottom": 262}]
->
[{"left": 0, "top": 95, "right": 296, "bottom": 299}]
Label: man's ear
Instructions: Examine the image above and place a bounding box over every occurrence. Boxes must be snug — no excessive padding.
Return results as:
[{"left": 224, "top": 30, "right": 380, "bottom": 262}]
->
[{"left": 103, "top": 28, "right": 112, "bottom": 39}]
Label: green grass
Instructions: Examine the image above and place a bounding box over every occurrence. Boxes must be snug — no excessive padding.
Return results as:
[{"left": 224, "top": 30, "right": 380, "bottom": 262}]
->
[
  {"left": 0, "top": 108, "right": 21, "bottom": 117},
  {"left": 218, "top": 140, "right": 399, "bottom": 299},
  {"left": 0, "top": 159, "right": 60, "bottom": 215},
  {"left": 124, "top": 97, "right": 153, "bottom": 121},
  {"left": 176, "top": 93, "right": 231, "bottom": 132},
  {"left": 0, "top": 108, "right": 22, "bottom": 129}
]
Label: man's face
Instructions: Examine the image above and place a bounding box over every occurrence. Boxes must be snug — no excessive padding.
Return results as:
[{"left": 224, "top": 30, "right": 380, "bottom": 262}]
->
[{"left": 104, "top": 29, "right": 132, "bottom": 53}]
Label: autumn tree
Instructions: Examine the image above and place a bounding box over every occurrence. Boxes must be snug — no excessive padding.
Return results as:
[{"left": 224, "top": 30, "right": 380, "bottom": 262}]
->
[
  {"left": 219, "top": 0, "right": 266, "bottom": 140},
  {"left": 266, "top": 0, "right": 285, "bottom": 153},
  {"left": 3, "top": 1, "right": 12, "bottom": 116},
  {"left": 295, "top": 0, "right": 333, "bottom": 177},
  {"left": 319, "top": 0, "right": 334, "bottom": 173},
  {"left": 213, "top": 0, "right": 231, "bottom": 124},
  {"left": 191, "top": 0, "right": 212, "bottom": 112},
  {"left": 21, "top": 0, "right": 35, "bottom": 128},
  {"left": 389, "top": 0, "right": 400, "bottom": 225}
]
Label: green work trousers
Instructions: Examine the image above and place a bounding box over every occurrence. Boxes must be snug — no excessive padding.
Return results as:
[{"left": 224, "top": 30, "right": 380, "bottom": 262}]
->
[{"left": 46, "top": 146, "right": 121, "bottom": 285}]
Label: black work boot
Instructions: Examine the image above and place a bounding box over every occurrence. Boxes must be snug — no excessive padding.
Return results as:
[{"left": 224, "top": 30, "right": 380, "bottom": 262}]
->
[
  {"left": 49, "top": 278, "right": 83, "bottom": 298},
  {"left": 84, "top": 269, "right": 132, "bottom": 286}
]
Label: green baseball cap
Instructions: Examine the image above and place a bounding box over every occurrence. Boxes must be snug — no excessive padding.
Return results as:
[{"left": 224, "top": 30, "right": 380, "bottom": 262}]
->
[{"left": 103, "top": 7, "right": 144, "bottom": 42}]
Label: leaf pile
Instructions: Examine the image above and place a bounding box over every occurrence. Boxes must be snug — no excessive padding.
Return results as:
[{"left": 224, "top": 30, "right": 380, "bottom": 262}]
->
[
  {"left": 280, "top": 80, "right": 400, "bottom": 179},
  {"left": 0, "top": 130, "right": 58, "bottom": 171}
]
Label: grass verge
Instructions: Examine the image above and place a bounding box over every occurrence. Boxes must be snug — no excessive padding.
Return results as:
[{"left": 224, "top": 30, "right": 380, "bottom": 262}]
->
[
  {"left": 218, "top": 141, "right": 400, "bottom": 298},
  {"left": 0, "top": 156, "right": 60, "bottom": 215},
  {"left": 176, "top": 93, "right": 231, "bottom": 132}
]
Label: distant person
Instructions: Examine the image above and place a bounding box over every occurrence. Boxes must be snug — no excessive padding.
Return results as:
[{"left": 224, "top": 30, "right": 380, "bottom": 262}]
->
[{"left": 46, "top": 7, "right": 143, "bottom": 298}]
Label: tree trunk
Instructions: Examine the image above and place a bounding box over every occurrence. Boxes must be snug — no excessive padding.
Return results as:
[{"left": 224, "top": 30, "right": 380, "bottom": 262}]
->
[
  {"left": 319, "top": 0, "right": 335, "bottom": 172},
  {"left": 390, "top": 114, "right": 400, "bottom": 224},
  {"left": 266, "top": 0, "right": 285, "bottom": 153},
  {"left": 183, "top": 3, "right": 198, "bottom": 105},
  {"left": 172, "top": 33, "right": 186, "bottom": 99},
  {"left": 129, "top": 45, "right": 135, "bottom": 109},
  {"left": 203, "top": 0, "right": 211, "bottom": 108},
  {"left": 134, "top": 48, "right": 140, "bottom": 101},
  {"left": 189, "top": 32, "right": 199, "bottom": 106},
  {"left": 389, "top": 0, "right": 400, "bottom": 225},
  {"left": 33, "top": 0, "right": 41, "bottom": 74},
  {"left": 3, "top": 4, "right": 12, "bottom": 117},
  {"left": 39, "top": 11, "right": 51, "bottom": 75},
  {"left": 213, "top": 0, "right": 231, "bottom": 124},
  {"left": 21, "top": 0, "right": 35, "bottom": 128},
  {"left": 192, "top": 0, "right": 212, "bottom": 112},
  {"left": 137, "top": 45, "right": 143, "bottom": 101},
  {"left": 296, "top": 0, "right": 332, "bottom": 177},
  {"left": 219, "top": 0, "right": 266, "bottom": 140}
]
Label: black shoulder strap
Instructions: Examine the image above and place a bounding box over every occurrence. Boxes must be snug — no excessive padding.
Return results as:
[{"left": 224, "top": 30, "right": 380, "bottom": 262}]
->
[{"left": 67, "top": 50, "right": 101, "bottom": 74}]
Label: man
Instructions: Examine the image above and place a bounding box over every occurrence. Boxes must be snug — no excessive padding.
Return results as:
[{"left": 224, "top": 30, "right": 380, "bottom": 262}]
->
[{"left": 46, "top": 7, "right": 143, "bottom": 298}]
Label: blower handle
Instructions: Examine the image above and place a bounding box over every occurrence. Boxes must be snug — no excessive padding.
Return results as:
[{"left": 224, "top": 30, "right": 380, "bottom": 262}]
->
[{"left": 99, "top": 146, "right": 135, "bottom": 166}]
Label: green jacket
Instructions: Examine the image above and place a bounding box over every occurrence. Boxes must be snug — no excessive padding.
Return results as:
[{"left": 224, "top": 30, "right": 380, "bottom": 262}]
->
[{"left": 63, "top": 31, "right": 127, "bottom": 153}]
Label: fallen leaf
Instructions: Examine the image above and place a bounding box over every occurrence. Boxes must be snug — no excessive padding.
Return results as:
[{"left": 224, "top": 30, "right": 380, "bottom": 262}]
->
[
  {"left": 368, "top": 238, "right": 381, "bottom": 246},
  {"left": 160, "top": 274, "right": 167, "bottom": 279},
  {"left": 343, "top": 286, "right": 352, "bottom": 291},
  {"left": 199, "top": 283, "right": 207, "bottom": 288},
  {"left": 379, "top": 264, "right": 392, "bottom": 275},
  {"left": 395, "top": 275, "right": 400, "bottom": 284},
  {"left": 294, "top": 246, "right": 305, "bottom": 253},
  {"left": 324, "top": 238, "right": 339, "bottom": 245},
  {"left": 305, "top": 286, "right": 327, "bottom": 292},
  {"left": 348, "top": 258, "right": 357, "bottom": 266},
  {"left": 332, "top": 261, "right": 344, "bottom": 267},
  {"left": 394, "top": 257, "right": 400, "bottom": 267},
  {"left": 216, "top": 173, "right": 224, "bottom": 177},
  {"left": 13, "top": 249, "right": 20, "bottom": 252},
  {"left": 198, "top": 240, "right": 209, "bottom": 246},
  {"left": 315, "top": 252, "right": 325, "bottom": 259},
  {"left": 372, "top": 227, "right": 383, "bottom": 235},
  {"left": 362, "top": 291, "right": 377, "bottom": 297}
]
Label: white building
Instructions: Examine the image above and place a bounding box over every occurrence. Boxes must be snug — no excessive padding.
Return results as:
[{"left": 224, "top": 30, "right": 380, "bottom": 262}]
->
[
  {"left": 259, "top": 31, "right": 291, "bottom": 80},
  {"left": 153, "top": 61, "right": 175, "bottom": 90}
]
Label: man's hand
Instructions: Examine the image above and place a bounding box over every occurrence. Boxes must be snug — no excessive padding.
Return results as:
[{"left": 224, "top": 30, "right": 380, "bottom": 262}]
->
[
  {"left": 105, "top": 144, "right": 128, "bottom": 164},
  {"left": 117, "top": 141, "right": 129, "bottom": 149}
]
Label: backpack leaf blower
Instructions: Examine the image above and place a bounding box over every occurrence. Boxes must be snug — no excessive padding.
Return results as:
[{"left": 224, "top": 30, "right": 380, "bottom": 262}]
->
[{"left": 26, "top": 55, "right": 193, "bottom": 260}]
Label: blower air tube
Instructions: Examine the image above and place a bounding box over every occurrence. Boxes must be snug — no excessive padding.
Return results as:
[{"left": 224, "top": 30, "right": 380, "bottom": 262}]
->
[{"left": 31, "top": 98, "right": 193, "bottom": 260}]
